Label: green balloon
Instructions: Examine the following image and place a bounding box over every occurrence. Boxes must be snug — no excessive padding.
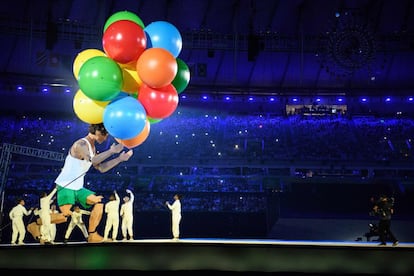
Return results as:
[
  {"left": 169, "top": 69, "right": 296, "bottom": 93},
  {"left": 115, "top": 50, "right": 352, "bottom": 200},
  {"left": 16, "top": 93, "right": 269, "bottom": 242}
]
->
[
  {"left": 78, "top": 56, "right": 123, "bottom": 101},
  {"left": 148, "top": 117, "right": 163, "bottom": 124},
  {"left": 103, "top": 10, "right": 145, "bottom": 32},
  {"left": 172, "top": 58, "right": 190, "bottom": 94}
]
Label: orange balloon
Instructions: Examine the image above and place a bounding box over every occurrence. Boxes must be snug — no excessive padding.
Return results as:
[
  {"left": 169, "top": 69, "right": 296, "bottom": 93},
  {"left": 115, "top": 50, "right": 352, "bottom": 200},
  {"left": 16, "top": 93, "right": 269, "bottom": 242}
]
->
[
  {"left": 136, "top": 48, "right": 177, "bottom": 88},
  {"left": 116, "top": 119, "right": 150, "bottom": 148}
]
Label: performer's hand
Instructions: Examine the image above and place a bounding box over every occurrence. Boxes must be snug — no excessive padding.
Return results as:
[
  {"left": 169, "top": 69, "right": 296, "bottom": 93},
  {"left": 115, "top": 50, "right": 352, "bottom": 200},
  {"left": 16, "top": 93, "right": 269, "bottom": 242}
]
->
[
  {"left": 110, "top": 143, "right": 124, "bottom": 154},
  {"left": 119, "top": 149, "right": 133, "bottom": 162},
  {"left": 126, "top": 189, "right": 132, "bottom": 194}
]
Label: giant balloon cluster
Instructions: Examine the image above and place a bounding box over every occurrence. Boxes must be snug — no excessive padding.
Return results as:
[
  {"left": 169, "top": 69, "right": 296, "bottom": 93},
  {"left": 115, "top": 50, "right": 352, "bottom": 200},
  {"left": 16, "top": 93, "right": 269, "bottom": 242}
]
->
[{"left": 72, "top": 10, "right": 190, "bottom": 148}]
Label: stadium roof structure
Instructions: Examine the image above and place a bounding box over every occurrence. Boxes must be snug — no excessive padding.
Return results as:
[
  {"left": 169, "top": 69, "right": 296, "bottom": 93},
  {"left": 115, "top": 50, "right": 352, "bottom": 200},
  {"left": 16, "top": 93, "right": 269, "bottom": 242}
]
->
[{"left": 0, "top": 0, "right": 414, "bottom": 97}]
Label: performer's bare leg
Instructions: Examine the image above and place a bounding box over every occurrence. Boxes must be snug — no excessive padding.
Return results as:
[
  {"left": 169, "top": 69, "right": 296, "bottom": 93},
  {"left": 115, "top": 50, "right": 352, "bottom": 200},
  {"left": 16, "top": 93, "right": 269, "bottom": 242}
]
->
[
  {"left": 59, "top": 204, "right": 73, "bottom": 217},
  {"left": 87, "top": 201, "right": 105, "bottom": 243}
]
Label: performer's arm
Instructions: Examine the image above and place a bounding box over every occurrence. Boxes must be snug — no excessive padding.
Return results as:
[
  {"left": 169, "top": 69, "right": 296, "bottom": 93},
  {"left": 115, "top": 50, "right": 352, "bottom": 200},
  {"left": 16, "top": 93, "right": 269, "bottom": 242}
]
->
[
  {"left": 94, "top": 150, "right": 133, "bottom": 173},
  {"left": 81, "top": 210, "right": 91, "bottom": 216},
  {"left": 72, "top": 140, "right": 133, "bottom": 173},
  {"left": 33, "top": 208, "right": 40, "bottom": 216},
  {"left": 91, "top": 143, "right": 124, "bottom": 165},
  {"left": 126, "top": 189, "right": 134, "bottom": 203},
  {"left": 168, "top": 200, "right": 180, "bottom": 211},
  {"left": 24, "top": 207, "right": 33, "bottom": 216},
  {"left": 47, "top": 187, "right": 58, "bottom": 201},
  {"left": 9, "top": 208, "right": 14, "bottom": 220},
  {"left": 166, "top": 201, "right": 173, "bottom": 210}
]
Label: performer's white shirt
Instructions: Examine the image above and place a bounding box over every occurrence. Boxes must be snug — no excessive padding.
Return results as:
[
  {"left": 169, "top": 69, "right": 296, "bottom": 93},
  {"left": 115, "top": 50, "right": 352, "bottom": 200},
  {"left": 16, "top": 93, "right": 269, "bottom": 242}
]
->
[
  {"left": 39, "top": 188, "right": 57, "bottom": 216},
  {"left": 120, "top": 193, "right": 134, "bottom": 218},
  {"left": 9, "top": 204, "right": 32, "bottom": 220},
  {"left": 167, "top": 199, "right": 181, "bottom": 218},
  {"left": 55, "top": 138, "right": 94, "bottom": 190},
  {"left": 70, "top": 209, "right": 91, "bottom": 224},
  {"left": 105, "top": 193, "right": 120, "bottom": 218}
]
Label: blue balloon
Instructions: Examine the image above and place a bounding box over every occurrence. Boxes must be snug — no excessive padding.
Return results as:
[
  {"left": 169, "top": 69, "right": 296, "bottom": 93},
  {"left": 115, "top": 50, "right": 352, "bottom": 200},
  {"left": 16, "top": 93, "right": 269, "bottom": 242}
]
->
[
  {"left": 103, "top": 96, "right": 147, "bottom": 140},
  {"left": 144, "top": 21, "right": 182, "bottom": 58}
]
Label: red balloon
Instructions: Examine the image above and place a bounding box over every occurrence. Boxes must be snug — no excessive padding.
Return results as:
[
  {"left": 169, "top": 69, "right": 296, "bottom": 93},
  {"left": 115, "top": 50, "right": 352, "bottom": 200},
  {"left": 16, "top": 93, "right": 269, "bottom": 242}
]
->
[
  {"left": 103, "top": 20, "right": 147, "bottom": 64},
  {"left": 138, "top": 83, "right": 179, "bottom": 119},
  {"left": 136, "top": 48, "right": 177, "bottom": 88}
]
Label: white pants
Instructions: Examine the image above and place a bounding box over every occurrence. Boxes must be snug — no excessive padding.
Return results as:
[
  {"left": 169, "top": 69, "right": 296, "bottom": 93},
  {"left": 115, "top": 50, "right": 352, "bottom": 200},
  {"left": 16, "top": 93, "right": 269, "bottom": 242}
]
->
[
  {"left": 171, "top": 214, "right": 181, "bottom": 239},
  {"left": 65, "top": 222, "right": 88, "bottom": 239},
  {"left": 121, "top": 215, "right": 133, "bottom": 239},
  {"left": 11, "top": 218, "right": 26, "bottom": 244},
  {"left": 39, "top": 211, "right": 53, "bottom": 242},
  {"left": 104, "top": 215, "right": 119, "bottom": 240}
]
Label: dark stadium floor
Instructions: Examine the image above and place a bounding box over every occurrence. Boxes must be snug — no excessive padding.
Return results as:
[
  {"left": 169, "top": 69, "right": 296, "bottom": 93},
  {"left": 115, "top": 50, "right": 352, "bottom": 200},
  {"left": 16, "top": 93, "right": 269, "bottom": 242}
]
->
[{"left": 0, "top": 237, "right": 413, "bottom": 275}]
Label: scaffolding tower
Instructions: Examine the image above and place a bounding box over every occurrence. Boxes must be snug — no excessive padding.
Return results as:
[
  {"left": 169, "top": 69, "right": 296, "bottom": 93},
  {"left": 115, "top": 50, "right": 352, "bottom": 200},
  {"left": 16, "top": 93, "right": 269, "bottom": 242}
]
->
[{"left": 0, "top": 143, "right": 64, "bottom": 241}]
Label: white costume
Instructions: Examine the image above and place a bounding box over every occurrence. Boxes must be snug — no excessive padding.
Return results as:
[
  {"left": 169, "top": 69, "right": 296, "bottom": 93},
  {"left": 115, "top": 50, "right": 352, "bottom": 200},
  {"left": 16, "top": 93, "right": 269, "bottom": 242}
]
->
[
  {"left": 39, "top": 187, "right": 57, "bottom": 243},
  {"left": 103, "top": 191, "right": 120, "bottom": 241},
  {"left": 9, "top": 201, "right": 33, "bottom": 245},
  {"left": 166, "top": 196, "right": 182, "bottom": 239},
  {"left": 120, "top": 189, "right": 134, "bottom": 240},
  {"left": 49, "top": 206, "right": 59, "bottom": 243},
  {"left": 64, "top": 207, "right": 91, "bottom": 241}
]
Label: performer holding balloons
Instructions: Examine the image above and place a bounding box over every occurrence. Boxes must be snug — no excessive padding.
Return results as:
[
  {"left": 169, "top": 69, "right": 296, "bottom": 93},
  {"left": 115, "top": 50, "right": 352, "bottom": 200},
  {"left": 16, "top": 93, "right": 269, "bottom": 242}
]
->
[
  {"left": 64, "top": 11, "right": 192, "bottom": 242},
  {"left": 55, "top": 123, "right": 133, "bottom": 243}
]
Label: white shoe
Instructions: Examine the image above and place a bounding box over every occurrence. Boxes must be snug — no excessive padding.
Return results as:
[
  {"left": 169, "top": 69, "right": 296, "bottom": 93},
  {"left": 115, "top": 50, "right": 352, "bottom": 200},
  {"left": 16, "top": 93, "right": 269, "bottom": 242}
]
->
[{"left": 17, "top": 242, "right": 25, "bottom": 245}]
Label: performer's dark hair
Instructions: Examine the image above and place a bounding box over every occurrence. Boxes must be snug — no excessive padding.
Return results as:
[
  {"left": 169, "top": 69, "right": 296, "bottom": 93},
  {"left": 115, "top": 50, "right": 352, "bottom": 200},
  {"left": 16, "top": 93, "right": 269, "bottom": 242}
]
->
[{"left": 88, "top": 123, "right": 108, "bottom": 135}]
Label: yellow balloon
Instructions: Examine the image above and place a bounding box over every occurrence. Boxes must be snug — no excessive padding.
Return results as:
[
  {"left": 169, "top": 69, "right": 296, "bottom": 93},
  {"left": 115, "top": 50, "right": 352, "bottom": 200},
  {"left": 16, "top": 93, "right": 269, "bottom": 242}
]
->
[
  {"left": 122, "top": 66, "right": 143, "bottom": 94},
  {"left": 73, "top": 89, "right": 110, "bottom": 124},
  {"left": 73, "top": 49, "right": 106, "bottom": 79},
  {"left": 120, "top": 60, "right": 137, "bottom": 70}
]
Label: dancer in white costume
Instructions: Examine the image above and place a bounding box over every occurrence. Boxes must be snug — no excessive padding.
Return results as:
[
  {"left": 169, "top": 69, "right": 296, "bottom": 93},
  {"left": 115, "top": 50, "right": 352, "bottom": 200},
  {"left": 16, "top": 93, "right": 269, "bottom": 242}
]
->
[
  {"left": 64, "top": 205, "right": 90, "bottom": 243},
  {"left": 166, "top": 194, "right": 182, "bottom": 240},
  {"left": 49, "top": 205, "right": 59, "bottom": 243},
  {"left": 38, "top": 187, "right": 58, "bottom": 244},
  {"left": 103, "top": 190, "right": 120, "bottom": 242},
  {"left": 9, "top": 198, "right": 35, "bottom": 245},
  {"left": 120, "top": 189, "right": 134, "bottom": 241},
  {"left": 55, "top": 123, "right": 133, "bottom": 243}
]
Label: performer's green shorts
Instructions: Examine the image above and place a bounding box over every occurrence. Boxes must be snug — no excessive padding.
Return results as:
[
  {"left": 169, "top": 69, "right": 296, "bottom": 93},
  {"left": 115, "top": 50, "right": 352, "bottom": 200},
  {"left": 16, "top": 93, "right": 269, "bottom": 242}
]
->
[{"left": 57, "top": 185, "right": 95, "bottom": 209}]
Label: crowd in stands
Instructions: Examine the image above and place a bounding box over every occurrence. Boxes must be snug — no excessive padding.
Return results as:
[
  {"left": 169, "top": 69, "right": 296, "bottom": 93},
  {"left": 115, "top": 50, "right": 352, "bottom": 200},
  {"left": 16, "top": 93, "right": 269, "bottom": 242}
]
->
[
  {"left": 1, "top": 109, "right": 414, "bottom": 218},
  {"left": 2, "top": 110, "right": 414, "bottom": 166}
]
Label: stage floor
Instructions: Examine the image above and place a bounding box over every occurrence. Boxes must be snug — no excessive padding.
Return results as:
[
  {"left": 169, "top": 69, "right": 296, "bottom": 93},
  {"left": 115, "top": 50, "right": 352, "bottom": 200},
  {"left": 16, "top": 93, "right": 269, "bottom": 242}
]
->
[{"left": 1, "top": 238, "right": 414, "bottom": 274}]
